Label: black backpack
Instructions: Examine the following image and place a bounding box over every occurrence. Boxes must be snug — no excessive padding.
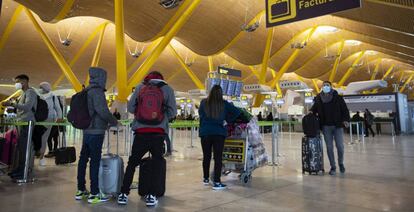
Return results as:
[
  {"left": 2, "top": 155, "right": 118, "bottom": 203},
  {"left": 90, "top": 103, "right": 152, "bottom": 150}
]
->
[
  {"left": 67, "top": 89, "right": 92, "bottom": 129},
  {"left": 302, "top": 113, "right": 320, "bottom": 138},
  {"left": 34, "top": 95, "right": 49, "bottom": 122}
]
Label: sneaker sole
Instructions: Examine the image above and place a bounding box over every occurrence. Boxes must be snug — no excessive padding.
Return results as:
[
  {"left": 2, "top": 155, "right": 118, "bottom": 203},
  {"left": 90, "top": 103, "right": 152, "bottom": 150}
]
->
[
  {"left": 146, "top": 201, "right": 158, "bottom": 206},
  {"left": 118, "top": 201, "right": 128, "bottom": 205},
  {"left": 88, "top": 199, "right": 110, "bottom": 204},
  {"left": 212, "top": 187, "right": 227, "bottom": 190}
]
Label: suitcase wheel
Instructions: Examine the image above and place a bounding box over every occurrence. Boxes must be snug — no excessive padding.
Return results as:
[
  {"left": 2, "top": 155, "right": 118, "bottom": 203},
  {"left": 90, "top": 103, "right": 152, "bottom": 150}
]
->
[{"left": 240, "top": 172, "right": 251, "bottom": 184}]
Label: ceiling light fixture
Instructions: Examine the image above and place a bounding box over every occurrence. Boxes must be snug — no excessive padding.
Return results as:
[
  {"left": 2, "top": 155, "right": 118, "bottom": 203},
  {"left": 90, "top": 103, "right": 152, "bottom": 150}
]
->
[
  {"left": 159, "top": 0, "right": 183, "bottom": 9},
  {"left": 345, "top": 40, "right": 361, "bottom": 46},
  {"left": 365, "top": 50, "right": 378, "bottom": 56},
  {"left": 316, "top": 26, "right": 339, "bottom": 33},
  {"left": 241, "top": 21, "right": 260, "bottom": 32}
]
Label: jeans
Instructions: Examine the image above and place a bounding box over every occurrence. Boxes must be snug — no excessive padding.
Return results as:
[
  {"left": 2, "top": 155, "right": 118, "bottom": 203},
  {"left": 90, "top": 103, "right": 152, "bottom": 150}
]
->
[
  {"left": 77, "top": 134, "right": 104, "bottom": 195},
  {"left": 201, "top": 135, "right": 225, "bottom": 183},
  {"left": 121, "top": 133, "right": 165, "bottom": 195},
  {"left": 322, "top": 126, "right": 344, "bottom": 169}
]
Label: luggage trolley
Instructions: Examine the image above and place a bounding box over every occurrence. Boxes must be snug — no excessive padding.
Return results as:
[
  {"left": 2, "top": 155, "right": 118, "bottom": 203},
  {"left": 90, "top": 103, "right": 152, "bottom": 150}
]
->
[{"left": 222, "top": 128, "right": 254, "bottom": 184}]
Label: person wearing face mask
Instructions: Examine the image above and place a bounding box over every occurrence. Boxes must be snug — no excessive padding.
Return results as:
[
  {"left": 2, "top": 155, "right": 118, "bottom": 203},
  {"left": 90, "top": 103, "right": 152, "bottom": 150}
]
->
[
  {"left": 1, "top": 74, "right": 37, "bottom": 180},
  {"left": 37, "top": 82, "right": 63, "bottom": 166},
  {"left": 311, "top": 81, "right": 350, "bottom": 176}
]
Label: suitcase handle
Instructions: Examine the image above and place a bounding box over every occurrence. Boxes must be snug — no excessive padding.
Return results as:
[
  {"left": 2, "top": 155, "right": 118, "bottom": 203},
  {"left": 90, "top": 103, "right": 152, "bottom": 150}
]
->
[{"left": 106, "top": 126, "right": 120, "bottom": 155}]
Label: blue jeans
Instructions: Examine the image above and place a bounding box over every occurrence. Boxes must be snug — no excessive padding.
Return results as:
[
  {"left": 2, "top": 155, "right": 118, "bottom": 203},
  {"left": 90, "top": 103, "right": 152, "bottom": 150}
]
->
[
  {"left": 77, "top": 134, "right": 104, "bottom": 195},
  {"left": 322, "top": 126, "right": 345, "bottom": 169}
]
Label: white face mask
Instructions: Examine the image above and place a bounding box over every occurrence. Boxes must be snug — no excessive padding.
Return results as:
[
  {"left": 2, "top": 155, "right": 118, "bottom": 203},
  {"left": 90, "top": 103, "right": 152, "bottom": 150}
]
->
[
  {"left": 322, "top": 85, "right": 331, "bottom": 94},
  {"left": 15, "top": 83, "right": 23, "bottom": 90}
]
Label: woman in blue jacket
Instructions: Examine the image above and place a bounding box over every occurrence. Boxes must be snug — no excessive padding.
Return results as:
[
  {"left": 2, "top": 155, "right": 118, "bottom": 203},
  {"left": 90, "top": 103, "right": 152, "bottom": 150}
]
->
[{"left": 198, "top": 85, "right": 241, "bottom": 190}]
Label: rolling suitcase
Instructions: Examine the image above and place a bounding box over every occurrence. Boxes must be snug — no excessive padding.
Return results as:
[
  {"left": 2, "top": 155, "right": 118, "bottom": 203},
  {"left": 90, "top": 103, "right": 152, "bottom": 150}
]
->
[
  {"left": 138, "top": 156, "right": 166, "bottom": 197},
  {"left": 1, "top": 129, "right": 18, "bottom": 165},
  {"left": 302, "top": 136, "right": 324, "bottom": 175},
  {"left": 55, "top": 129, "right": 76, "bottom": 165},
  {"left": 99, "top": 128, "right": 124, "bottom": 196}
]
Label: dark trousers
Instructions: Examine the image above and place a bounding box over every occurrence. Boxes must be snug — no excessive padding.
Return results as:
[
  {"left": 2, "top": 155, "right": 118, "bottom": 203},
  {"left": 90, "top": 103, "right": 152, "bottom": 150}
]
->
[
  {"left": 165, "top": 134, "right": 172, "bottom": 153},
  {"left": 121, "top": 133, "right": 165, "bottom": 195},
  {"left": 365, "top": 124, "right": 375, "bottom": 137},
  {"left": 77, "top": 134, "right": 104, "bottom": 195},
  {"left": 47, "top": 126, "right": 59, "bottom": 152},
  {"left": 16, "top": 126, "right": 33, "bottom": 174},
  {"left": 201, "top": 135, "right": 225, "bottom": 183}
]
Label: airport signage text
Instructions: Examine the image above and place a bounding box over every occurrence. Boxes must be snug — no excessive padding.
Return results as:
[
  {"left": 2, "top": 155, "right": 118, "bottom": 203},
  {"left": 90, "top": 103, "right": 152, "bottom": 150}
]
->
[{"left": 266, "top": 0, "right": 361, "bottom": 27}]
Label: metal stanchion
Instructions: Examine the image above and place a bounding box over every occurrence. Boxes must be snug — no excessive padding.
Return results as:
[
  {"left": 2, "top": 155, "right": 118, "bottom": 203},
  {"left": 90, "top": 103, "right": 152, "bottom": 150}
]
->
[
  {"left": 361, "top": 123, "right": 365, "bottom": 143},
  {"left": 16, "top": 121, "right": 35, "bottom": 184},
  {"left": 356, "top": 122, "right": 360, "bottom": 143},
  {"left": 268, "top": 121, "right": 280, "bottom": 166},
  {"left": 188, "top": 125, "right": 195, "bottom": 148},
  {"left": 349, "top": 122, "right": 353, "bottom": 144},
  {"left": 169, "top": 127, "right": 175, "bottom": 152}
]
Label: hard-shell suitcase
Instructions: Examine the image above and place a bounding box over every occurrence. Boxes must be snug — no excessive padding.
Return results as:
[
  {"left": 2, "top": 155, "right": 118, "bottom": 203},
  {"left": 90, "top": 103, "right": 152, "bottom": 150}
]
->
[
  {"left": 55, "top": 130, "right": 76, "bottom": 165},
  {"left": 302, "top": 136, "right": 324, "bottom": 175},
  {"left": 1, "top": 129, "right": 18, "bottom": 165},
  {"left": 99, "top": 128, "right": 124, "bottom": 196},
  {"left": 138, "top": 157, "right": 166, "bottom": 197}
]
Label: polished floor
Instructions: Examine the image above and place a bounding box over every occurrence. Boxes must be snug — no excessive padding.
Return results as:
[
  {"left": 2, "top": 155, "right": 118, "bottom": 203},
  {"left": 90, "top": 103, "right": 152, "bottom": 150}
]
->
[{"left": 0, "top": 129, "right": 413, "bottom": 212}]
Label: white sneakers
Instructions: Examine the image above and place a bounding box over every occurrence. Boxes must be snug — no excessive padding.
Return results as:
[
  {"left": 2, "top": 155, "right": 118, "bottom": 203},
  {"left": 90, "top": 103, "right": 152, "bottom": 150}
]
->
[{"left": 39, "top": 158, "right": 46, "bottom": 166}]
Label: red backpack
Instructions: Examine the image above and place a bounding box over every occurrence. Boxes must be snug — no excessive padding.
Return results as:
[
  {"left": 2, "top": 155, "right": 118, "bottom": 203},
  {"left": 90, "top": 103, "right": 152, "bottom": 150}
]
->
[{"left": 135, "top": 82, "right": 165, "bottom": 125}]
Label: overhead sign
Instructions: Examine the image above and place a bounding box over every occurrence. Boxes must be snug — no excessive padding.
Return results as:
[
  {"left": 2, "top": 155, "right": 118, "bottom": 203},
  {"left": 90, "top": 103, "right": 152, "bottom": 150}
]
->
[
  {"left": 218, "top": 66, "right": 242, "bottom": 77},
  {"left": 343, "top": 95, "right": 396, "bottom": 104},
  {"left": 266, "top": 0, "right": 361, "bottom": 27}
]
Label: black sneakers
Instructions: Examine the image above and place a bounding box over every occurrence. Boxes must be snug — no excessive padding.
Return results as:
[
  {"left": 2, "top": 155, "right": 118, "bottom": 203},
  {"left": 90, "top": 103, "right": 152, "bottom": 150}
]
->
[
  {"left": 145, "top": 195, "right": 158, "bottom": 206},
  {"left": 117, "top": 193, "right": 128, "bottom": 205},
  {"left": 339, "top": 165, "right": 346, "bottom": 173}
]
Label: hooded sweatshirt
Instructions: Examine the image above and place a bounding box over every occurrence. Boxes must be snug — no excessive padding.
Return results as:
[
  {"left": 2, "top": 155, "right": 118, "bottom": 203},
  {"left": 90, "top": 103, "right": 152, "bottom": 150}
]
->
[
  {"left": 127, "top": 79, "right": 177, "bottom": 133},
  {"left": 40, "top": 92, "right": 62, "bottom": 121},
  {"left": 84, "top": 67, "right": 118, "bottom": 135}
]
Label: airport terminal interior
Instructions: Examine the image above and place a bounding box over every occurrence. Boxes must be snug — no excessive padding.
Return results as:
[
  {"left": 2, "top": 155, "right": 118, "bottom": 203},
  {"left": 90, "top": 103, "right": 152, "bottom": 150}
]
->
[{"left": 1, "top": 0, "right": 414, "bottom": 211}]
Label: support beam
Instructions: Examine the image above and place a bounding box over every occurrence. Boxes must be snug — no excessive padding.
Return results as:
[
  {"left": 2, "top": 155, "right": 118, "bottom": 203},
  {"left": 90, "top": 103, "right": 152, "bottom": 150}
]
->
[
  {"left": 370, "top": 59, "right": 382, "bottom": 80},
  {"left": 259, "top": 28, "right": 274, "bottom": 84},
  {"left": 269, "top": 27, "right": 317, "bottom": 88},
  {"left": 25, "top": 8, "right": 82, "bottom": 92},
  {"left": 0, "top": 6, "right": 24, "bottom": 53},
  {"left": 85, "top": 23, "right": 108, "bottom": 86},
  {"left": 166, "top": 68, "right": 183, "bottom": 82},
  {"left": 399, "top": 74, "right": 414, "bottom": 93},
  {"left": 337, "top": 51, "right": 366, "bottom": 87},
  {"left": 275, "top": 83, "right": 282, "bottom": 95},
  {"left": 151, "top": 0, "right": 193, "bottom": 40},
  {"left": 168, "top": 45, "right": 204, "bottom": 89},
  {"left": 398, "top": 72, "right": 405, "bottom": 83},
  {"left": 242, "top": 72, "right": 255, "bottom": 83},
  {"left": 382, "top": 64, "right": 396, "bottom": 80},
  {"left": 52, "top": 0, "right": 75, "bottom": 22},
  {"left": 115, "top": 0, "right": 128, "bottom": 102},
  {"left": 52, "top": 22, "right": 109, "bottom": 89},
  {"left": 108, "top": 38, "right": 162, "bottom": 92},
  {"left": 214, "top": 10, "right": 265, "bottom": 54},
  {"left": 248, "top": 66, "right": 260, "bottom": 79},
  {"left": 208, "top": 56, "right": 214, "bottom": 72},
  {"left": 127, "top": 0, "right": 202, "bottom": 89},
  {"left": 312, "top": 79, "right": 320, "bottom": 93},
  {"left": 329, "top": 40, "right": 345, "bottom": 82},
  {"left": 271, "top": 68, "right": 276, "bottom": 78}
]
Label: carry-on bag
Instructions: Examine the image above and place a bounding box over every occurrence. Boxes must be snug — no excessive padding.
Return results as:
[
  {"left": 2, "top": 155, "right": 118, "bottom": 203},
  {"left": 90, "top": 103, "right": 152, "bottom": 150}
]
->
[
  {"left": 55, "top": 129, "right": 76, "bottom": 165},
  {"left": 138, "top": 156, "right": 166, "bottom": 197},
  {"left": 1, "top": 129, "right": 18, "bottom": 165},
  {"left": 99, "top": 128, "right": 124, "bottom": 196},
  {"left": 302, "top": 136, "right": 324, "bottom": 175}
]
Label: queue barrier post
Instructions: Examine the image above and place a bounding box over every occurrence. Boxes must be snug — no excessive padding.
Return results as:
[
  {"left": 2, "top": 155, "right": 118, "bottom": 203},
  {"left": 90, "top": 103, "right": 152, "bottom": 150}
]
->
[{"left": 16, "top": 121, "right": 35, "bottom": 184}]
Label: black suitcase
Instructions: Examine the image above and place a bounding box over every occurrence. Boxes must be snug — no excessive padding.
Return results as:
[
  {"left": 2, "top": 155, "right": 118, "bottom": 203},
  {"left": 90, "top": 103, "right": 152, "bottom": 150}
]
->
[
  {"left": 302, "top": 113, "right": 320, "bottom": 138},
  {"left": 138, "top": 157, "right": 166, "bottom": 197},
  {"left": 55, "top": 130, "right": 76, "bottom": 165},
  {"left": 302, "top": 136, "right": 324, "bottom": 175}
]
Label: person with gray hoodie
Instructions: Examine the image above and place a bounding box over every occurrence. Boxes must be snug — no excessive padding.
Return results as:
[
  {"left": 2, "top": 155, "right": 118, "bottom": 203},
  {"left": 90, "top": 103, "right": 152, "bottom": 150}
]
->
[
  {"left": 75, "top": 67, "right": 119, "bottom": 204},
  {"left": 118, "top": 71, "right": 177, "bottom": 207}
]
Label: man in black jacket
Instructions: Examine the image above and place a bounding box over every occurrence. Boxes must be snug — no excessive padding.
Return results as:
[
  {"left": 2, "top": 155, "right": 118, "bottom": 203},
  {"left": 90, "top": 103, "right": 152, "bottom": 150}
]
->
[{"left": 311, "top": 81, "right": 350, "bottom": 175}]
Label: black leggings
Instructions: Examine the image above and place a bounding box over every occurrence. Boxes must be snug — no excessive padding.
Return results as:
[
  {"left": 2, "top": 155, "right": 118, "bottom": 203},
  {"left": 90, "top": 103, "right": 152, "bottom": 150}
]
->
[{"left": 201, "top": 135, "right": 225, "bottom": 183}]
